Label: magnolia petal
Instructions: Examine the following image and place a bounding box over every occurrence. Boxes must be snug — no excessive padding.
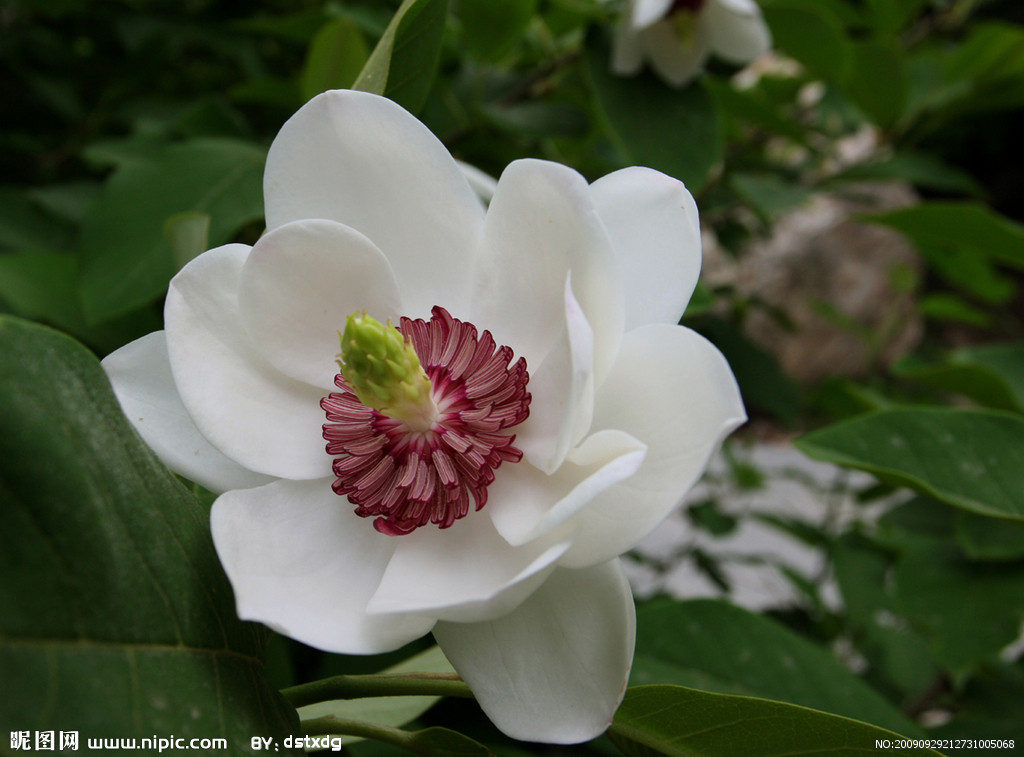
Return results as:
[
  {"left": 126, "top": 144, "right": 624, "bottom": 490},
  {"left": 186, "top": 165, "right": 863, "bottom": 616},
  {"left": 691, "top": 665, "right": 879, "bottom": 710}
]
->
[
  {"left": 211, "top": 478, "right": 434, "bottom": 654},
  {"left": 641, "top": 19, "right": 712, "bottom": 87},
  {"left": 238, "top": 219, "right": 402, "bottom": 389},
  {"left": 264, "top": 89, "right": 484, "bottom": 319},
  {"left": 488, "top": 429, "right": 648, "bottom": 547},
  {"left": 456, "top": 160, "right": 498, "bottom": 204},
  {"left": 471, "top": 159, "right": 624, "bottom": 383},
  {"left": 165, "top": 243, "right": 331, "bottom": 481},
  {"left": 632, "top": 0, "right": 674, "bottom": 28},
  {"left": 367, "top": 511, "right": 571, "bottom": 624},
  {"left": 706, "top": 0, "right": 772, "bottom": 63},
  {"left": 433, "top": 560, "right": 635, "bottom": 744},
  {"left": 101, "top": 332, "right": 275, "bottom": 494},
  {"left": 611, "top": 12, "right": 645, "bottom": 76},
  {"left": 515, "top": 277, "right": 595, "bottom": 474},
  {"left": 561, "top": 324, "right": 746, "bottom": 568},
  {"left": 590, "top": 167, "right": 702, "bottom": 331}
]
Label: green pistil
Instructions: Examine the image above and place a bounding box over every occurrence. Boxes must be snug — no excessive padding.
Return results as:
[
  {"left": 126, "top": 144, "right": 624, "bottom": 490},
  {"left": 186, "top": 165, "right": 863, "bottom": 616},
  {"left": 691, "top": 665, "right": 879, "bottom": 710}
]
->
[
  {"left": 671, "top": 10, "right": 699, "bottom": 47},
  {"left": 338, "top": 312, "right": 437, "bottom": 430}
]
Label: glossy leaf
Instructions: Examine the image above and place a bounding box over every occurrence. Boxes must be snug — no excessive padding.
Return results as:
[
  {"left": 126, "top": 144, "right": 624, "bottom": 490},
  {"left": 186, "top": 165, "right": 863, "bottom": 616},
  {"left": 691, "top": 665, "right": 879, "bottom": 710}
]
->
[
  {"left": 796, "top": 408, "right": 1024, "bottom": 521},
  {"left": 353, "top": 0, "right": 449, "bottom": 114},
  {"left": 584, "top": 33, "right": 722, "bottom": 192},
  {"left": 78, "top": 138, "right": 265, "bottom": 324},
  {"left": 632, "top": 599, "right": 921, "bottom": 736},
  {"left": 608, "top": 686, "right": 940, "bottom": 757},
  {"left": 0, "top": 317, "right": 301, "bottom": 753}
]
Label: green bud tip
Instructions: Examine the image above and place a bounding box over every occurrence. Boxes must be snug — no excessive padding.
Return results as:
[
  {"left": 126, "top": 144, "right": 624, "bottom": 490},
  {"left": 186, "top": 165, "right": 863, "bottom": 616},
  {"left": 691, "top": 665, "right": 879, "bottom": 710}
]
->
[{"left": 338, "top": 311, "right": 437, "bottom": 431}]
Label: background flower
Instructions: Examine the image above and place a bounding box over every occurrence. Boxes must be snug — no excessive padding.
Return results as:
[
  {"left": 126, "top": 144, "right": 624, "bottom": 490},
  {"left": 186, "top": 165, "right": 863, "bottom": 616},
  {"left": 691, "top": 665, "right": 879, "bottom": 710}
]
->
[
  {"left": 612, "top": 0, "right": 772, "bottom": 87},
  {"left": 101, "top": 89, "right": 744, "bottom": 743}
]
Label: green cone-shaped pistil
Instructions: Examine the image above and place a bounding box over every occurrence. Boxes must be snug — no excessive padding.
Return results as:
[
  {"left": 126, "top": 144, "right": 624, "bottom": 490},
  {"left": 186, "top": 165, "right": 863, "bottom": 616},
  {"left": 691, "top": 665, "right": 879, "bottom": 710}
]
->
[{"left": 338, "top": 312, "right": 437, "bottom": 430}]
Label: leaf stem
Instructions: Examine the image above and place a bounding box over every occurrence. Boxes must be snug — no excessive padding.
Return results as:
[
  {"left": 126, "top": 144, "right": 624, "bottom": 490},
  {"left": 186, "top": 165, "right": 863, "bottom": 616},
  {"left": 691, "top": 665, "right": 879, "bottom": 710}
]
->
[{"left": 281, "top": 672, "right": 474, "bottom": 709}]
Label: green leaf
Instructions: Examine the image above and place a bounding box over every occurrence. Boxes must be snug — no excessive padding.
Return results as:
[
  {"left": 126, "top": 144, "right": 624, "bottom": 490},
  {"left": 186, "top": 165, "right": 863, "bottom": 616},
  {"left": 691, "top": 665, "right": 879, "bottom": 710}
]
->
[
  {"left": 796, "top": 408, "right": 1024, "bottom": 521},
  {"left": 831, "top": 534, "right": 938, "bottom": 697},
  {"left": 632, "top": 599, "right": 921, "bottom": 736},
  {"left": 300, "top": 17, "right": 369, "bottom": 102},
  {"left": 895, "top": 343, "right": 1024, "bottom": 413},
  {"left": 353, "top": 0, "right": 449, "bottom": 115},
  {"left": 894, "top": 543, "right": 1024, "bottom": 676},
  {"left": 847, "top": 40, "right": 907, "bottom": 128},
  {"left": 829, "top": 151, "right": 983, "bottom": 196},
  {"left": 78, "top": 137, "right": 265, "bottom": 324},
  {"left": 729, "top": 172, "right": 813, "bottom": 221},
  {"left": 458, "top": 0, "right": 537, "bottom": 62},
  {"left": 867, "top": 202, "right": 1024, "bottom": 301},
  {"left": 955, "top": 510, "right": 1024, "bottom": 562},
  {"left": 917, "top": 293, "right": 992, "bottom": 327},
  {"left": 0, "top": 317, "right": 301, "bottom": 753},
  {"left": 761, "top": 2, "right": 852, "bottom": 84},
  {"left": 0, "top": 187, "right": 75, "bottom": 252},
  {"left": 584, "top": 32, "right": 722, "bottom": 192},
  {"left": 297, "top": 646, "right": 455, "bottom": 745},
  {"left": 608, "top": 686, "right": 940, "bottom": 757}
]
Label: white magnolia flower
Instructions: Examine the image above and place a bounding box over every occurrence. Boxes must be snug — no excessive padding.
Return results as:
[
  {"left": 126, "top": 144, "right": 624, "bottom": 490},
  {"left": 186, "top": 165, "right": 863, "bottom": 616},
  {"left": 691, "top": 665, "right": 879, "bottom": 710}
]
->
[
  {"left": 612, "top": 0, "right": 772, "bottom": 87},
  {"left": 101, "top": 89, "right": 745, "bottom": 744}
]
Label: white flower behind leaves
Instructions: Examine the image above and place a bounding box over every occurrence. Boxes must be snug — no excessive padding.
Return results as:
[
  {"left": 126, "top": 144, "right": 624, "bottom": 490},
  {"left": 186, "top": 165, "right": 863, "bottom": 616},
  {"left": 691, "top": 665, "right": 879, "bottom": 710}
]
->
[
  {"left": 101, "top": 89, "right": 746, "bottom": 744},
  {"left": 612, "top": 0, "right": 772, "bottom": 87}
]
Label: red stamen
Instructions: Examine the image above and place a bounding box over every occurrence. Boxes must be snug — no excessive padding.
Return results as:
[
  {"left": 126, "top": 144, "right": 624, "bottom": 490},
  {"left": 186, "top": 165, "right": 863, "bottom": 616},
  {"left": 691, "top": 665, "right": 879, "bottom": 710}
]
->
[{"left": 321, "top": 306, "right": 531, "bottom": 535}]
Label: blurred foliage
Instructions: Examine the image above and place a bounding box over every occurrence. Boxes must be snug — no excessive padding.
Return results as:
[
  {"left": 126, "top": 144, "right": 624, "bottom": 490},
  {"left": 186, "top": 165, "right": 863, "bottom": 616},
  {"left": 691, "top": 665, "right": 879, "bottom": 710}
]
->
[{"left": 3, "top": 0, "right": 1024, "bottom": 754}]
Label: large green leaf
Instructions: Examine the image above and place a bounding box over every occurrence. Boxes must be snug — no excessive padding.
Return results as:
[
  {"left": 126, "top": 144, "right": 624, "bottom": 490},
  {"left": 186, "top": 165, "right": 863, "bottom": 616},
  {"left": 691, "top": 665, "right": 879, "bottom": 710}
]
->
[
  {"left": 584, "top": 33, "right": 722, "bottom": 192},
  {"left": 796, "top": 407, "right": 1024, "bottom": 521},
  {"left": 632, "top": 599, "right": 921, "bottom": 736},
  {"left": 78, "top": 138, "right": 266, "bottom": 324},
  {"left": 353, "top": 0, "right": 449, "bottom": 114},
  {"left": 895, "top": 344, "right": 1024, "bottom": 414},
  {"left": 608, "top": 686, "right": 940, "bottom": 757},
  {"left": 761, "top": 2, "right": 852, "bottom": 84},
  {"left": 847, "top": 40, "right": 907, "bottom": 128},
  {"left": 0, "top": 317, "right": 301, "bottom": 754},
  {"left": 894, "top": 543, "right": 1024, "bottom": 676}
]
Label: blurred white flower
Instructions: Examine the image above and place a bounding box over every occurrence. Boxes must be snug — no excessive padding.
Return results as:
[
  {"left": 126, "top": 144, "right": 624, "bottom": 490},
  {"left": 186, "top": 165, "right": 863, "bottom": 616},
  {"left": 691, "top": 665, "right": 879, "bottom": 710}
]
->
[
  {"left": 102, "top": 89, "right": 745, "bottom": 744},
  {"left": 612, "top": 0, "right": 772, "bottom": 87}
]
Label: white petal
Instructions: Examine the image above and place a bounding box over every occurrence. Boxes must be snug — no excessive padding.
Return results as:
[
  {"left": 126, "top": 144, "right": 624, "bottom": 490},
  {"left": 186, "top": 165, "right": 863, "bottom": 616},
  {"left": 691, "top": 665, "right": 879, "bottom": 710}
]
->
[
  {"left": 264, "top": 90, "right": 484, "bottom": 319},
  {"left": 211, "top": 478, "right": 434, "bottom": 654},
  {"left": 471, "top": 159, "right": 624, "bottom": 383},
  {"left": 590, "top": 167, "right": 702, "bottom": 330},
  {"left": 434, "top": 560, "right": 636, "bottom": 744},
  {"left": 561, "top": 324, "right": 746, "bottom": 568},
  {"left": 611, "top": 12, "right": 645, "bottom": 76},
  {"left": 515, "top": 277, "right": 595, "bottom": 473},
  {"left": 456, "top": 160, "right": 498, "bottom": 204},
  {"left": 641, "top": 19, "right": 711, "bottom": 87},
  {"left": 102, "top": 332, "right": 275, "bottom": 493},
  {"left": 706, "top": 0, "right": 772, "bottom": 63},
  {"left": 165, "top": 244, "right": 332, "bottom": 481},
  {"left": 632, "top": 0, "right": 674, "bottom": 28},
  {"left": 238, "top": 219, "right": 402, "bottom": 389},
  {"left": 367, "top": 511, "right": 571, "bottom": 624},
  {"left": 488, "top": 429, "right": 647, "bottom": 547}
]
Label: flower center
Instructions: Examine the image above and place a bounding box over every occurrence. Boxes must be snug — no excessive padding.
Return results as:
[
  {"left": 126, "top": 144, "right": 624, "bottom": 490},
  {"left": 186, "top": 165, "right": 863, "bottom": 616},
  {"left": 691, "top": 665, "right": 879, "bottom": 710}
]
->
[
  {"left": 668, "top": 0, "right": 705, "bottom": 44},
  {"left": 321, "top": 306, "right": 531, "bottom": 536}
]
